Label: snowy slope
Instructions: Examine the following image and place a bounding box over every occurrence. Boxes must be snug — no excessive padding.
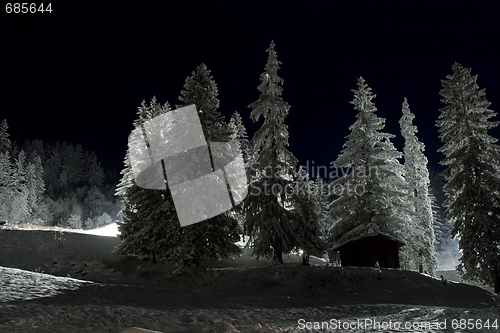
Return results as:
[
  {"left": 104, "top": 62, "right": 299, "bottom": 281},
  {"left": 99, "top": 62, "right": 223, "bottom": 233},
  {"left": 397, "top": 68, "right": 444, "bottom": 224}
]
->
[{"left": 0, "top": 228, "right": 498, "bottom": 333}]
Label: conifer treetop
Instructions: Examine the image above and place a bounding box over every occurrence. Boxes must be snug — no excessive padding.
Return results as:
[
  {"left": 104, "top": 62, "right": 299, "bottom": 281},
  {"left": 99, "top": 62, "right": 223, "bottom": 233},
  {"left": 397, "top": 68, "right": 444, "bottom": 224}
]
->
[
  {"left": 399, "top": 98, "right": 428, "bottom": 183},
  {"left": 350, "top": 77, "right": 377, "bottom": 113},
  {"left": 249, "top": 41, "right": 289, "bottom": 124},
  {"left": 229, "top": 111, "right": 248, "bottom": 141},
  {"left": 179, "top": 63, "right": 231, "bottom": 142},
  {"left": 333, "top": 77, "right": 391, "bottom": 168}
]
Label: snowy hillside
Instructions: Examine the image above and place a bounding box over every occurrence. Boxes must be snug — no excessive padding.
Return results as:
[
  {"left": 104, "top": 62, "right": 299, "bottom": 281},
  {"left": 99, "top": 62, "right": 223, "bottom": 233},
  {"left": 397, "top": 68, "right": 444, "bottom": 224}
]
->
[{"left": 0, "top": 228, "right": 498, "bottom": 333}]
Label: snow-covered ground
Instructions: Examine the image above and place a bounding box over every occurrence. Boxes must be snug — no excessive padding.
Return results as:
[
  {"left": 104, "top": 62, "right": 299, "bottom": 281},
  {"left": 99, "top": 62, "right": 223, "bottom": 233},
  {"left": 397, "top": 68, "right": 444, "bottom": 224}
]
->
[
  {"left": 80, "top": 222, "right": 120, "bottom": 237},
  {"left": 0, "top": 227, "right": 498, "bottom": 333},
  {"left": 5, "top": 222, "right": 121, "bottom": 237}
]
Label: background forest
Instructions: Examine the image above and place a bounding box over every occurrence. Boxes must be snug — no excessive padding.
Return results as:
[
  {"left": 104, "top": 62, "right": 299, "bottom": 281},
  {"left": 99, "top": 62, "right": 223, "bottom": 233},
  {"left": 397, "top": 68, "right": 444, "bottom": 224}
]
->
[{"left": 0, "top": 128, "right": 120, "bottom": 229}]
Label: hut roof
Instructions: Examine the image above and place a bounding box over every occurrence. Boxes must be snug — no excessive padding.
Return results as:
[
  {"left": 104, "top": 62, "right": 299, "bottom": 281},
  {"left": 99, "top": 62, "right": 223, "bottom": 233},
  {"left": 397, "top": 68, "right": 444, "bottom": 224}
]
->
[{"left": 330, "top": 231, "right": 405, "bottom": 251}]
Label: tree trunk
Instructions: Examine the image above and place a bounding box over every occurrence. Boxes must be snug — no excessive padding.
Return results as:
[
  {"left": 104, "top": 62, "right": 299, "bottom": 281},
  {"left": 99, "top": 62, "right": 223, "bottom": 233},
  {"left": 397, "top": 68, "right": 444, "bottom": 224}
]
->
[
  {"left": 273, "top": 248, "right": 283, "bottom": 264},
  {"left": 495, "top": 274, "right": 499, "bottom": 294},
  {"left": 152, "top": 250, "right": 156, "bottom": 264}
]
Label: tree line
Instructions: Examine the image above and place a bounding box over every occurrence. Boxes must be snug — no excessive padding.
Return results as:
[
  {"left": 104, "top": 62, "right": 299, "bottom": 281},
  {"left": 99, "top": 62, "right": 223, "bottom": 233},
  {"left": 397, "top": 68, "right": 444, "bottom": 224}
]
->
[
  {"left": 110, "top": 41, "right": 498, "bottom": 292},
  {"left": 0, "top": 128, "right": 120, "bottom": 229}
]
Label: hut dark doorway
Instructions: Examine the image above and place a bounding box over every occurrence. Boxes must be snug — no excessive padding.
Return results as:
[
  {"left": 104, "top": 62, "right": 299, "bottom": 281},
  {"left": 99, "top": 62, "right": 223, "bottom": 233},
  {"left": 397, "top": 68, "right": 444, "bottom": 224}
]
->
[{"left": 330, "top": 232, "right": 405, "bottom": 268}]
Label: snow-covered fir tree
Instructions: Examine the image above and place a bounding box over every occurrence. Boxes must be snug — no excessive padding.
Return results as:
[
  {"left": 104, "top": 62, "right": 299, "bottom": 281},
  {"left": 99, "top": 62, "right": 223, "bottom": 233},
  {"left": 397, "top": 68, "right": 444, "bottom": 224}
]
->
[
  {"left": 292, "top": 166, "right": 325, "bottom": 265},
  {"left": 116, "top": 97, "right": 185, "bottom": 264},
  {"left": 227, "top": 111, "right": 250, "bottom": 227},
  {"left": 88, "top": 153, "right": 105, "bottom": 187},
  {"left": 177, "top": 66, "right": 241, "bottom": 266},
  {"left": 25, "top": 155, "right": 45, "bottom": 215},
  {"left": 428, "top": 168, "right": 455, "bottom": 252},
  {"left": 9, "top": 150, "right": 30, "bottom": 222},
  {"left": 245, "top": 41, "right": 298, "bottom": 264},
  {"left": 429, "top": 186, "right": 452, "bottom": 252},
  {"left": 436, "top": 62, "right": 500, "bottom": 292},
  {"left": 228, "top": 111, "right": 250, "bottom": 164},
  {"left": 399, "top": 98, "right": 437, "bottom": 274},
  {"left": 0, "top": 152, "right": 14, "bottom": 219},
  {"left": 117, "top": 93, "right": 241, "bottom": 267},
  {"left": 328, "top": 77, "right": 413, "bottom": 267},
  {"left": 0, "top": 119, "right": 11, "bottom": 153},
  {"left": 0, "top": 120, "right": 13, "bottom": 219},
  {"left": 313, "top": 176, "right": 331, "bottom": 239}
]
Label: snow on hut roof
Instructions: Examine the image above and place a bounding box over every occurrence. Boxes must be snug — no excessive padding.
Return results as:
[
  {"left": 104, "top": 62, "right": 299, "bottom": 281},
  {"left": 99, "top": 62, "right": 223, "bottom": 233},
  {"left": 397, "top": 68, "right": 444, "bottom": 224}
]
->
[{"left": 329, "top": 231, "right": 405, "bottom": 251}]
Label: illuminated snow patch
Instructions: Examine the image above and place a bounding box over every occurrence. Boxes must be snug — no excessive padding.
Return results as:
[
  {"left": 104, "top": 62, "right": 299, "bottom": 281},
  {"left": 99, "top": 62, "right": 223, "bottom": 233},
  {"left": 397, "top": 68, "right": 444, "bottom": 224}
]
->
[{"left": 0, "top": 266, "right": 92, "bottom": 302}]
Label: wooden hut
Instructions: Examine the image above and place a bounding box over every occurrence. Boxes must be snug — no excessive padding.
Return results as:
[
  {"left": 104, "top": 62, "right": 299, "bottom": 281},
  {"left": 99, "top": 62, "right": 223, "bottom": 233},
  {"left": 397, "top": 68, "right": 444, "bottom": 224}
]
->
[{"left": 330, "top": 232, "right": 405, "bottom": 268}]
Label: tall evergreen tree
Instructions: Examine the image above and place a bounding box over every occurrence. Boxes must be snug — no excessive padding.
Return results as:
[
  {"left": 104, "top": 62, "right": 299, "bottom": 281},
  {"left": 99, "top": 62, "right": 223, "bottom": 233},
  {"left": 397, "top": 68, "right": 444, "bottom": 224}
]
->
[
  {"left": 429, "top": 167, "right": 456, "bottom": 252},
  {"left": 313, "top": 176, "right": 331, "bottom": 239},
  {"left": 116, "top": 98, "right": 184, "bottom": 263},
  {"left": 68, "top": 144, "right": 85, "bottom": 186},
  {"left": 399, "top": 98, "right": 437, "bottom": 274},
  {"left": 88, "top": 153, "right": 105, "bottom": 187},
  {"left": 0, "top": 151, "right": 14, "bottom": 219},
  {"left": 10, "top": 150, "right": 30, "bottom": 222},
  {"left": 328, "top": 77, "right": 412, "bottom": 267},
  {"left": 229, "top": 111, "right": 250, "bottom": 164},
  {"left": 428, "top": 168, "right": 455, "bottom": 252},
  {"left": 25, "top": 155, "right": 45, "bottom": 214},
  {"left": 116, "top": 95, "right": 241, "bottom": 267},
  {"left": 0, "top": 119, "right": 11, "bottom": 153},
  {"left": 0, "top": 121, "right": 13, "bottom": 219},
  {"left": 227, "top": 111, "right": 250, "bottom": 226},
  {"left": 245, "top": 41, "right": 298, "bottom": 264},
  {"left": 429, "top": 186, "right": 450, "bottom": 251},
  {"left": 436, "top": 62, "right": 500, "bottom": 292},
  {"left": 292, "top": 166, "right": 325, "bottom": 265},
  {"left": 177, "top": 65, "right": 241, "bottom": 266}
]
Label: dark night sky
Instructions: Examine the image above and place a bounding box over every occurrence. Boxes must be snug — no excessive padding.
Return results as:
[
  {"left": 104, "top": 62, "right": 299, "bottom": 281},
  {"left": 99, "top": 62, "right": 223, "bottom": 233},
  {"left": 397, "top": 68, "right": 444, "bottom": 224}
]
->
[{"left": 1, "top": 1, "right": 499, "bottom": 179}]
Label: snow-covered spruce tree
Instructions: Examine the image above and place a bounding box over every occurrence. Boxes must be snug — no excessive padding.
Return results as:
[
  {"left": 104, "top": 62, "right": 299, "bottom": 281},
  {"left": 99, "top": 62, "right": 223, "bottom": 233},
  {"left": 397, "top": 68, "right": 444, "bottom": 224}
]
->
[
  {"left": 245, "top": 41, "right": 298, "bottom": 264},
  {"left": 0, "top": 120, "right": 13, "bottom": 219},
  {"left": 117, "top": 93, "right": 241, "bottom": 267},
  {"left": 429, "top": 186, "right": 451, "bottom": 251},
  {"left": 313, "top": 176, "right": 331, "bottom": 239},
  {"left": 178, "top": 63, "right": 233, "bottom": 143},
  {"left": 328, "top": 77, "right": 412, "bottom": 266},
  {"left": 9, "top": 150, "right": 30, "bottom": 223},
  {"left": 115, "top": 98, "right": 184, "bottom": 264},
  {"left": 87, "top": 153, "right": 105, "bottom": 187},
  {"left": 429, "top": 167, "right": 456, "bottom": 252},
  {"left": 399, "top": 98, "right": 437, "bottom": 274},
  {"left": 177, "top": 66, "right": 241, "bottom": 266},
  {"left": 436, "top": 62, "right": 500, "bottom": 292},
  {"left": 25, "top": 155, "right": 45, "bottom": 217},
  {"left": 67, "top": 144, "right": 85, "bottom": 186},
  {"left": 0, "top": 152, "right": 14, "bottom": 219},
  {"left": 227, "top": 111, "right": 250, "bottom": 227},
  {"left": 292, "top": 166, "right": 325, "bottom": 265},
  {"left": 0, "top": 119, "right": 11, "bottom": 153},
  {"left": 229, "top": 111, "right": 250, "bottom": 164}
]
